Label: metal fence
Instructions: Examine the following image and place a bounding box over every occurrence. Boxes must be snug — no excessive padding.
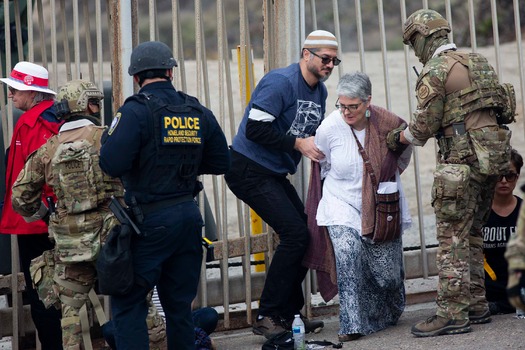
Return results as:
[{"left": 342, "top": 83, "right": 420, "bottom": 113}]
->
[{"left": 1, "top": 0, "right": 524, "bottom": 346}]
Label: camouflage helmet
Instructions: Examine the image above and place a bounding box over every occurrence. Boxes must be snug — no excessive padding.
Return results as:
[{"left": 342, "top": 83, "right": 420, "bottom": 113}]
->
[
  {"left": 55, "top": 79, "right": 104, "bottom": 119},
  {"left": 128, "top": 41, "right": 177, "bottom": 76},
  {"left": 403, "top": 9, "right": 450, "bottom": 46}
]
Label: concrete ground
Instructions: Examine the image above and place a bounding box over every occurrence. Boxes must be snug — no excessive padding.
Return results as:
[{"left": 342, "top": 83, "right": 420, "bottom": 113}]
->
[
  {"left": 2, "top": 301, "right": 524, "bottom": 349},
  {"left": 211, "top": 302, "right": 525, "bottom": 350}
]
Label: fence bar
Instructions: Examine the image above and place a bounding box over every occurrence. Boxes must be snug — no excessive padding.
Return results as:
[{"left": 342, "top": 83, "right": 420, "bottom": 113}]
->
[
  {"left": 59, "top": 0, "right": 71, "bottom": 82},
  {"left": 490, "top": 0, "right": 501, "bottom": 77},
  {"left": 467, "top": 0, "right": 477, "bottom": 52},
  {"left": 400, "top": 0, "right": 428, "bottom": 277},
  {"left": 83, "top": 1, "right": 94, "bottom": 82},
  {"left": 513, "top": 0, "right": 525, "bottom": 140},
  {"left": 72, "top": 0, "right": 80, "bottom": 78},
  {"left": 50, "top": 0, "right": 57, "bottom": 89},
  {"left": 377, "top": 0, "right": 391, "bottom": 110},
  {"left": 332, "top": 0, "right": 343, "bottom": 78},
  {"left": 95, "top": 0, "right": 104, "bottom": 103},
  {"left": 355, "top": 0, "right": 365, "bottom": 72},
  {"left": 36, "top": 0, "right": 46, "bottom": 67},
  {"left": 26, "top": 0, "right": 33, "bottom": 62}
]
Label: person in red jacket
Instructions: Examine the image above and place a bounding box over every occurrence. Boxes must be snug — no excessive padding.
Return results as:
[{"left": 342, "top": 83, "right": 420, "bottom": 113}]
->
[{"left": 0, "top": 61, "right": 63, "bottom": 349}]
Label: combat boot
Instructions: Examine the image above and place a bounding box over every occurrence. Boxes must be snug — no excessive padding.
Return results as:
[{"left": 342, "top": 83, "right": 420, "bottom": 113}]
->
[
  {"left": 411, "top": 315, "right": 471, "bottom": 337},
  {"left": 469, "top": 309, "right": 492, "bottom": 324}
]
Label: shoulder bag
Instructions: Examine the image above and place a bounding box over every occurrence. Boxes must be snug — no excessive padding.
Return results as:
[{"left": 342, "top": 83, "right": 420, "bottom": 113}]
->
[{"left": 351, "top": 128, "right": 401, "bottom": 243}]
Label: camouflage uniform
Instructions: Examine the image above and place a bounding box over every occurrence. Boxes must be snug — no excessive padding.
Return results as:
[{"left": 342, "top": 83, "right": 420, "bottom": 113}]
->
[
  {"left": 393, "top": 10, "right": 514, "bottom": 334},
  {"left": 146, "top": 290, "right": 167, "bottom": 350},
  {"left": 412, "top": 53, "right": 511, "bottom": 321},
  {"left": 505, "top": 187, "right": 525, "bottom": 310},
  {"left": 12, "top": 80, "right": 124, "bottom": 350},
  {"left": 506, "top": 197, "right": 525, "bottom": 271}
]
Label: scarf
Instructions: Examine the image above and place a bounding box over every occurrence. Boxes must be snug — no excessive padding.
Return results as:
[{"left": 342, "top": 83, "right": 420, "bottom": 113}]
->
[{"left": 303, "top": 105, "right": 409, "bottom": 301}]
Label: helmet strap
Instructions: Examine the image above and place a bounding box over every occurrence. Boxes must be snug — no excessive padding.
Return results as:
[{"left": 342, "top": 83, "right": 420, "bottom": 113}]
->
[{"left": 68, "top": 114, "right": 102, "bottom": 126}]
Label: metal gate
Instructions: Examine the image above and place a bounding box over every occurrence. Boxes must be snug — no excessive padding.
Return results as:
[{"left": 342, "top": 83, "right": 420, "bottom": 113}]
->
[{"left": 0, "top": 0, "right": 524, "bottom": 347}]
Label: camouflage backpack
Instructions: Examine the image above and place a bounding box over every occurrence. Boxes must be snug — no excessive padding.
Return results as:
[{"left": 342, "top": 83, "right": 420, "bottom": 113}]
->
[
  {"left": 46, "top": 127, "right": 124, "bottom": 262},
  {"left": 48, "top": 127, "right": 122, "bottom": 214},
  {"left": 51, "top": 136, "right": 100, "bottom": 214}
]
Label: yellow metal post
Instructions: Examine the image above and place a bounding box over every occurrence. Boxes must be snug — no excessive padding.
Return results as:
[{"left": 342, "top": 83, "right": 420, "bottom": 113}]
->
[{"left": 236, "top": 45, "right": 265, "bottom": 272}]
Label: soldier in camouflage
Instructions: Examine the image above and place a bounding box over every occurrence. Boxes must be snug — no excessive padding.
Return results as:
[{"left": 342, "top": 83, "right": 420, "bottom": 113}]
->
[
  {"left": 12, "top": 80, "right": 168, "bottom": 350},
  {"left": 11, "top": 79, "right": 124, "bottom": 350},
  {"left": 505, "top": 187, "right": 525, "bottom": 311},
  {"left": 387, "top": 9, "right": 515, "bottom": 337}
]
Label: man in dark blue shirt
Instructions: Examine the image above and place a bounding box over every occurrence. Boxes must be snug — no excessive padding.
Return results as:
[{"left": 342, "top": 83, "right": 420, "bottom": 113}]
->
[
  {"left": 225, "top": 30, "right": 340, "bottom": 339},
  {"left": 99, "top": 41, "right": 230, "bottom": 350}
]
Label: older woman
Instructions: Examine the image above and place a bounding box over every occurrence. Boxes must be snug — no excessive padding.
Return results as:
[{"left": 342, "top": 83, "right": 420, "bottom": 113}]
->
[{"left": 304, "top": 72, "right": 412, "bottom": 341}]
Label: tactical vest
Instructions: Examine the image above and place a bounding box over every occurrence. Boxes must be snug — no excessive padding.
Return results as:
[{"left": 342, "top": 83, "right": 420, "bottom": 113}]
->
[
  {"left": 124, "top": 92, "right": 204, "bottom": 201},
  {"left": 47, "top": 126, "right": 124, "bottom": 214},
  {"left": 442, "top": 52, "right": 516, "bottom": 127}
]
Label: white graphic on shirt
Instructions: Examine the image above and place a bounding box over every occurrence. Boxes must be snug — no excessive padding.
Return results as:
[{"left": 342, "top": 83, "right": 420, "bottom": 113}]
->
[
  {"left": 288, "top": 100, "right": 322, "bottom": 137},
  {"left": 483, "top": 225, "right": 516, "bottom": 248}
]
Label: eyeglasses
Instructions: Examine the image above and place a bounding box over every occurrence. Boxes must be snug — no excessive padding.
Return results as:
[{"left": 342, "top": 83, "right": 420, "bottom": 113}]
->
[
  {"left": 8, "top": 87, "right": 18, "bottom": 95},
  {"left": 498, "top": 172, "right": 518, "bottom": 182},
  {"left": 307, "top": 49, "right": 341, "bottom": 66},
  {"left": 335, "top": 100, "right": 362, "bottom": 113}
]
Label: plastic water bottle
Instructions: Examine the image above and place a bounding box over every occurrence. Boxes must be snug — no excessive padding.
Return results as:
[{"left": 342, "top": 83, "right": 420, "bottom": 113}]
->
[
  {"left": 516, "top": 308, "right": 525, "bottom": 319},
  {"left": 516, "top": 287, "right": 525, "bottom": 319},
  {"left": 292, "top": 314, "right": 305, "bottom": 350}
]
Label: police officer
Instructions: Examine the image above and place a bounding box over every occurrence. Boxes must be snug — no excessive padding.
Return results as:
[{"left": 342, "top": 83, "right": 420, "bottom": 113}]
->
[
  {"left": 387, "top": 9, "right": 515, "bottom": 337},
  {"left": 12, "top": 79, "right": 124, "bottom": 349},
  {"left": 99, "top": 41, "right": 230, "bottom": 350}
]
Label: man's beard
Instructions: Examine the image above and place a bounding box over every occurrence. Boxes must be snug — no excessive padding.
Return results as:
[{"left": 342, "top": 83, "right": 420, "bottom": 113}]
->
[
  {"left": 319, "top": 73, "right": 331, "bottom": 83},
  {"left": 308, "top": 64, "right": 331, "bottom": 83}
]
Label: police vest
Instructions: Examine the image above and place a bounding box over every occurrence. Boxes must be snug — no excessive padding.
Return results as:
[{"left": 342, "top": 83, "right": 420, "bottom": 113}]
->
[
  {"left": 124, "top": 92, "right": 204, "bottom": 200},
  {"left": 47, "top": 125, "right": 124, "bottom": 214},
  {"left": 440, "top": 52, "right": 516, "bottom": 127}
]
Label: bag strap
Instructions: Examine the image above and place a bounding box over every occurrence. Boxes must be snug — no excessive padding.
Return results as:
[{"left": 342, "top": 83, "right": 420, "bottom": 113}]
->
[
  {"left": 350, "top": 128, "right": 378, "bottom": 191},
  {"left": 306, "top": 339, "right": 343, "bottom": 349}
]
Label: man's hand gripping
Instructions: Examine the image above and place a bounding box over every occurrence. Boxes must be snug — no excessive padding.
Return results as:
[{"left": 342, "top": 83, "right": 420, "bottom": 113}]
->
[{"left": 294, "top": 136, "right": 324, "bottom": 162}]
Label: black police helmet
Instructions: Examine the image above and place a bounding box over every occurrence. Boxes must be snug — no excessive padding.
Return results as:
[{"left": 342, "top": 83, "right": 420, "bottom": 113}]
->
[{"left": 128, "top": 41, "right": 178, "bottom": 76}]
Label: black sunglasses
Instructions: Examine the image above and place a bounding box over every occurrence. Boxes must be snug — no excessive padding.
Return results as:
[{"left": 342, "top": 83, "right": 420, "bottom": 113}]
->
[
  {"left": 8, "top": 86, "right": 18, "bottom": 94},
  {"left": 307, "top": 49, "right": 341, "bottom": 66},
  {"left": 498, "top": 172, "right": 518, "bottom": 182}
]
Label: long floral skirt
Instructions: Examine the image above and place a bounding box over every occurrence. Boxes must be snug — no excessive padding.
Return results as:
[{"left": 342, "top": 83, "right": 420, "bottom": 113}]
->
[{"left": 327, "top": 225, "right": 405, "bottom": 335}]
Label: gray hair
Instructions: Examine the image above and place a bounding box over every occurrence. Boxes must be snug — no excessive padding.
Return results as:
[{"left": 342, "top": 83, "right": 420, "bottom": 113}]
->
[
  {"left": 33, "top": 91, "right": 55, "bottom": 103},
  {"left": 336, "top": 71, "right": 372, "bottom": 101}
]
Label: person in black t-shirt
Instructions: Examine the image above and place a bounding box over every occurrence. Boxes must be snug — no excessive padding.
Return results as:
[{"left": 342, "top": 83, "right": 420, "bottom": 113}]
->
[{"left": 483, "top": 148, "right": 523, "bottom": 314}]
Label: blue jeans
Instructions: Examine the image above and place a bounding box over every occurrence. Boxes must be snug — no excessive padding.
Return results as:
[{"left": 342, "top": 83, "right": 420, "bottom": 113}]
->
[
  {"left": 103, "top": 307, "right": 219, "bottom": 349},
  {"left": 225, "top": 151, "right": 309, "bottom": 320},
  {"left": 111, "top": 200, "right": 203, "bottom": 350},
  {"left": 192, "top": 307, "right": 219, "bottom": 335}
]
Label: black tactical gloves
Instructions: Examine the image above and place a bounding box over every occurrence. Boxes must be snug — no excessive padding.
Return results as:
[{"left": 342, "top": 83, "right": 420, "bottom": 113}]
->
[{"left": 386, "top": 123, "right": 407, "bottom": 152}]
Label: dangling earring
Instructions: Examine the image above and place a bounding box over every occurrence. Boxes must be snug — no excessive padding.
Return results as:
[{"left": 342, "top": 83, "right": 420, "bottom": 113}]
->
[{"left": 365, "top": 109, "right": 370, "bottom": 118}]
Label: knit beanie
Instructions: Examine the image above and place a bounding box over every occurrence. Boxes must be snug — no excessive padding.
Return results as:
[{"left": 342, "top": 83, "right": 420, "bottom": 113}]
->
[{"left": 303, "top": 30, "right": 338, "bottom": 49}]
